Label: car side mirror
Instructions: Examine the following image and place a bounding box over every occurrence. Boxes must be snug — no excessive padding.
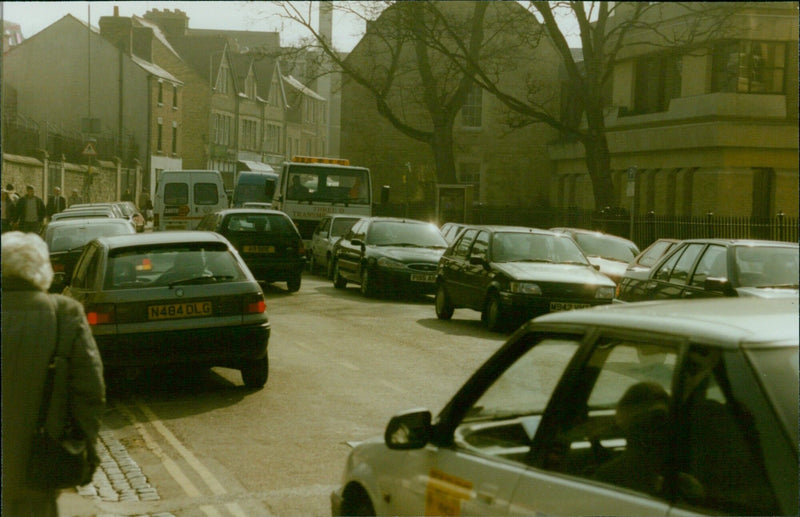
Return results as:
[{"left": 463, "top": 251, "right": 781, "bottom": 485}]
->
[
  {"left": 351, "top": 238, "right": 365, "bottom": 249},
  {"left": 385, "top": 408, "right": 432, "bottom": 450},
  {"left": 593, "top": 264, "right": 601, "bottom": 271},
  {"left": 704, "top": 277, "right": 736, "bottom": 296},
  {"left": 469, "top": 256, "right": 488, "bottom": 268}
]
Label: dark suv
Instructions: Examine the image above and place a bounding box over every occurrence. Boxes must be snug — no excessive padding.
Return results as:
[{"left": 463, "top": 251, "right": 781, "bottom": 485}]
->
[
  {"left": 197, "top": 209, "right": 306, "bottom": 292},
  {"left": 435, "top": 226, "right": 616, "bottom": 331}
]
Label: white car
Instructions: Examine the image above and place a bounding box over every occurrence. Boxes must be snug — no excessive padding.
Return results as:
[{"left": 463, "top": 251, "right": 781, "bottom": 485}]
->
[
  {"left": 332, "top": 298, "right": 798, "bottom": 516},
  {"left": 309, "top": 215, "right": 362, "bottom": 278}
]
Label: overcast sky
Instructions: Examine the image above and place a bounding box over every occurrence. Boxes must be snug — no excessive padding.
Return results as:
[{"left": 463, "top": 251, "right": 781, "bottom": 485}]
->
[
  {"left": 2, "top": 1, "right": 582, "bottom": 52},
  {"left": 2, "top": 1, "right": 366, "bottom": 51}
]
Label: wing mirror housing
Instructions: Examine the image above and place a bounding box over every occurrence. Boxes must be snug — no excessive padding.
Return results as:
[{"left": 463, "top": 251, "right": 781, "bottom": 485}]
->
[
  {"left": 469, "top": 256, "right": 489, "bottom": 269},
  {"left": 385, "top": 408, "right": 432, "bottom": 450},
  {"left": 704, "top": 277, "right": 736, "bottom": 296},
  {"left": 351, "top": 238, "right": 365, "bottom": 249}
]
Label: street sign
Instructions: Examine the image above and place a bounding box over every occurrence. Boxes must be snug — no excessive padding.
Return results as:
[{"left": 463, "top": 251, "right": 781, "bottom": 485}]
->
[{"left": 82, "top": 142, "right": 97, "bottom": 156}]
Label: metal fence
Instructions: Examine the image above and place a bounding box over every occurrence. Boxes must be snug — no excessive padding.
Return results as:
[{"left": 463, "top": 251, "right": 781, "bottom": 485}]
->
[{"left": 375, "top": 202, "right": 797, "bottom": 249}]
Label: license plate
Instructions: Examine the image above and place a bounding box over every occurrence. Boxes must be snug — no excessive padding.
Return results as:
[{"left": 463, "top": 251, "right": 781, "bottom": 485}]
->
[
  {"left": 148, "top": 301, "right": 212, "bottom": 320},
  {"left": 550, "top": 301, "right": 591, "bottom": 312},
  {"left": 411, "top": 274, "right": 436, "bottom": 283},
  {"left": 243, "top": 245, "right": 275, "bottom": 253}
]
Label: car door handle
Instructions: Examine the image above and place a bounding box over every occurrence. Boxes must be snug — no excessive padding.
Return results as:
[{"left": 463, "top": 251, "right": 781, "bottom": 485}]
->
[{"left": 476, "top": 484, "right": 498, "bottom": 505}]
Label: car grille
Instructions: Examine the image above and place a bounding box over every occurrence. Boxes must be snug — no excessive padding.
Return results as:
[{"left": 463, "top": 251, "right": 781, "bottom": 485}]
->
[
  {"left": 541, "top": 282, "right": 598, "bottom": 299},
  {"left": 407, "top": 263, "right": 438, "bottom": 273}
]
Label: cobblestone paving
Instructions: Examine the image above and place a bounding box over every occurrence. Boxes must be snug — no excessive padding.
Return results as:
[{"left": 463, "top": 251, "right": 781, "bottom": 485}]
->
[{"left": 77, "top": 428, "right": 175, "bottom": 517}]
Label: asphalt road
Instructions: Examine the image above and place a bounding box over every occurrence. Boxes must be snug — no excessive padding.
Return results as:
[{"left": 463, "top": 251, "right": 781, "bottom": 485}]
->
[{"left": 60, "top": 274, "right": 509, "bottom": 516}]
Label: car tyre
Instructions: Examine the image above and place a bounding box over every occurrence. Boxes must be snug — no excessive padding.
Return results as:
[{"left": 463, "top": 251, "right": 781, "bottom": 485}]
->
[
  {"left": 344, "top": 490, "right": 375, "bottom": 516},
  {"left": 435, "top": 283, "right": 454, "bottom": 320},
  {"left": 333, "top": 261, "right": 347, "bottom": 289},
  {"left": 484, "top": 292, "right": 505, "bottom": 332},
  {"left": 326, "top": 254, "right": 334, "bottom": 279},
  {"left": 240, "top": 355, "right": 269, "bottom": 389},
  {"left": 287, "top": 272, "right": 302, "bottom": 292},
  {"left": 360, "top": 268, "right": 377, "bottom": 297}
]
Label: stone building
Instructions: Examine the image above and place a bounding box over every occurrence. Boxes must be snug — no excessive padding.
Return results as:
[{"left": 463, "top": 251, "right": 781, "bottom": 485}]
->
[
  {"left": 340, "top": 1, "right": 562, "bottom": 216},
  {"left": 550, "top": 2, "right": 798, "bottom": 217}
]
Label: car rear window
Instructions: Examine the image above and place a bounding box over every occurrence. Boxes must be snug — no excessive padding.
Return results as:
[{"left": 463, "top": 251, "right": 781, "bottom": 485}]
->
[
  {"left": 331, "top": 217, "right": 359, "bottom": 237},
  {"left": 104, "top": 243, "right": 247, "bottom": 289},
  {"left": 164, "top": 183, "right": 188, "bottom": 205},
  {"left": 48, "top": 223, "right": 133, "bottom": 252},
  {"left": 735, "top": 245, "right": 799, "bottom": 287},
  {"left": 225, "top": 214, "right": 294, "bottom": 234},
  {"left": 195, "top": 183, "right": 219, "bottom": 205},
  {"left": 574, "top": 233, "right": 637, "bottom": 263}
]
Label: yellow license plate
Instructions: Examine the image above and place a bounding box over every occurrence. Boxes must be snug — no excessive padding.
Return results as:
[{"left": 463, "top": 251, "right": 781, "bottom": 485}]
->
[
  {"left": 243, "top": 245, "right": 275, "bottom": 253},
  {"left": 148, "top": 301, "right": 212, "bottom": 320},
  {"left": 550, "top": 301, "right": 591, "bottom": 312}
]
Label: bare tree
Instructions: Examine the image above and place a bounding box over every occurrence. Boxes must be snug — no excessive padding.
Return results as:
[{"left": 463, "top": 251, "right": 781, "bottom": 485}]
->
[
  {"left": 277, "top": 1, "right": 497, "bottom": 185},
  {"left": 429, "top": 1, "right": 741, "bottom": 209}
]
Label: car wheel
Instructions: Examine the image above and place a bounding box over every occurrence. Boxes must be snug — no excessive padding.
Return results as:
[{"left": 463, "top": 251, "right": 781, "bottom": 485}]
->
[
  {"left": 287, "top": 272, "right": 302, "bottom": 292},
  {"left": 344, "top": 488, "right": 375, "bottom": 516},
  {"left": 240, "top": 355, "right": 269, "bottom": 389},
  {"left": 484, "top": 292, "right": 505, "bottom": 332},
  {"left": 435, "top": 283, "right": 454, "bottom": 320},
  {"left": 333, "top": 261, "right": 347, "bottom": 289},
  {"left": 360, "top": 268, "right": 377, "bottom": 297}
]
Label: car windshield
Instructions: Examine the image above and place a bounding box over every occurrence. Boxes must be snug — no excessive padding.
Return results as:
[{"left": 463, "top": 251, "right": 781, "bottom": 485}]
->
[
  {"left": 492, "top": 233, "right": 590, "bottom": 265},
  {"left": 104, "top": 243, "right": 247, "bottom": 289},
  {"left": 734, "top": 245, "right": 799, "bottom": 287},
  {"left": 331, "top": 218, "right": 359, "bottom": 237},
  {"left": 574, "top": 233, "right": 638, "bottom": 263},
  {"left": 47, "top": 223, "right": 132, "bottom": 252},
  {"left": 225, "top": 213, "right": 293, "bottom": 234},
  {"left": 366, "top": 221, "right": 448, "bottom": 248}
]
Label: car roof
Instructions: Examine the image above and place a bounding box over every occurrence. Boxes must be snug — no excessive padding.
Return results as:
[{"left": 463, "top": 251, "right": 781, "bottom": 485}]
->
[
  {"left": 96, "top": 231, "right": 230, "bottom": 249},
  {"left": 46, "top": 218, "right": 133, "bottom": 228},
  {"left": 552, "top": 227, "right": 635, "bottom": 241},
  {"left": 460, "top": 225, "right": 561, "bottom": 235},
  {"left": 210, "top": 208, "right": 287, "bottom": 216},
  {"left": 678, "top": 238, "right": 798, "bottom": 247},
  {"left": 531, "top": 298, "right": 799, "bottom": 349},
  {"left": 365, "top": 217, "right": 434, "bottom": 225}
]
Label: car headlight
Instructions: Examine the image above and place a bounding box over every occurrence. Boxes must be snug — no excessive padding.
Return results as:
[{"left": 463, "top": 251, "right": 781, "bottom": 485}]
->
[
  {"left": 377, "top": 257, "right": 407, "bottom": 271},
  {"left": 595, "top": 286, "right": 615, "bottom": 299},
  {"left": 510, "top": 282, "right": 542, "bottom": 295}
]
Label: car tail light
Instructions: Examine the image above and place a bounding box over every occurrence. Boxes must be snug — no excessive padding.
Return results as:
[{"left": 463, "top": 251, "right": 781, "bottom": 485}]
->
[
  {"left": 243, "top": 294, "right": 266, "bottom": 314},
  {"left": 297, "top": 240, "right": 306, "bottom": 257},
  {"left": 86, "top": 304, "right": 115, "bottom": 325}
]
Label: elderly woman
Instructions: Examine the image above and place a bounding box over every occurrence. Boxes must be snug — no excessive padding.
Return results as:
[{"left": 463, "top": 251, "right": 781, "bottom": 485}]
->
[{"left": 1, "top": 232, "right": 105, "bottom": 516}]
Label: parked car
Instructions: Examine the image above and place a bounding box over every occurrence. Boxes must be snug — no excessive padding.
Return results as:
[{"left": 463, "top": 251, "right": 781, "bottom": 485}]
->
[
  {"left": 440, "top": 222, "right": 469, "bottom": 244},
  {"left": 625, "top": 238, "right": 680, "bottom": 275},
  {"left": 332, "top": 298, "right": 798, "bottom": 517},
  {"left": 309, "top": 215, "right": 362, "bottom": 278},
  {"left": 197, "top": 208, "right": 306, "bottom": 292},
  {"left": 331, "top": 217, "right": 448, "bottom": 297},
  {"left": 114, "top": 201, "right": 146, "bottom": 232},
  {"left": 61, "top": 231, "right": 270, "bottom": 388},
  {"left": 66, "top": 202, "right": 125, "bottom": 218},
  {"left": 551, "top": 227, "right": 640, "bottom": 283},
  {"left": 435, "top": 226, "right": 616, "bottom": 331},
  {"left": 242, "top": 202, "right": 273, "bottom": 210},
  {"left": 49, "top": 207, "right": 118, "bottom": 222},
  {"left": 617, "top": 238, "right": 799, "bottom": 302},
  {"left": 43, "top": 217, "right": 137, "bottom": 293}
]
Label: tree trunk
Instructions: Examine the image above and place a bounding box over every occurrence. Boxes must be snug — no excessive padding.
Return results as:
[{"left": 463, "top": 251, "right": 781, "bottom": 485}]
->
[
  {"left": 430, "top": 125, "right": 458, "bottom": 184},
  {"left": 583, "top": 132, "right": 616, "bottom": 210}
]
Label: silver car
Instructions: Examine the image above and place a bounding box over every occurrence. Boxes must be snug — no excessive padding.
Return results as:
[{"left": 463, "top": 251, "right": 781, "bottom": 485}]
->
[
  {"left": 332, "top": 298, "right": 798, "bottom": 516},
  {"left": 309, "top": 215, "right": 362, "bottom": 278}
]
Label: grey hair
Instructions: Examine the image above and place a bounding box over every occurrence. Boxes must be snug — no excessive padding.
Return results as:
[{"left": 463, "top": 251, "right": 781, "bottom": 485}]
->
[{"left": 1, "top": 231, "right": 54, "bottom": 291}]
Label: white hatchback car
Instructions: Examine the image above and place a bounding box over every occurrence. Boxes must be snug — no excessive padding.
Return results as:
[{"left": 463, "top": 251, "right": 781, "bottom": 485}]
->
[
  {"left": 309, "top": 215, "right": 362, "bottom": 278},
  {"left": 332, "top": 298, "right": 798, "bottom": 516}
]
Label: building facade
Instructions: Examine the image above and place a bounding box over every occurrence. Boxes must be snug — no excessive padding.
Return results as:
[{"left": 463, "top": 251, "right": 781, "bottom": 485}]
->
[{"left": 550, "top": 2, "right": 799, "bottom": 217}]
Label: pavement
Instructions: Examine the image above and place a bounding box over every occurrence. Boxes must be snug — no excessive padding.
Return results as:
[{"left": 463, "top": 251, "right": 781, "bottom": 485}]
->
[{"left": 57, "top": 427, "right": 174, "bottom": 517}]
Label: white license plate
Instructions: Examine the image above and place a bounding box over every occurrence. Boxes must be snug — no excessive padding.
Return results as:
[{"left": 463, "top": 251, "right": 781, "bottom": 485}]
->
[
  {"left": 411, "top": 274, "right": 436, "bottom": 283},
  {"left": 550, "top": 301, "right": 590, "bottom": 312},
  {"left": 148, "top": 301, "right": 212, "bottom": 320}
]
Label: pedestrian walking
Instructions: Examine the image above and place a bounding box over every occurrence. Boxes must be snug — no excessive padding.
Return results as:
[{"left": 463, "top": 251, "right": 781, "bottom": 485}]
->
[
  {"left": 68, "top": 188, "right": 83, "bottom": 207},
  {"left": 1, "top": 231, "right": 106, "bottom": 517},
  {"left": 46, "top": 186, "right": 67, "bottom": 218},
  {"left": 14, "top": 185, "right": 46, "bottom": 234},
  {"left": 2, "top": 185, "right": 18, "bottom": 233}
]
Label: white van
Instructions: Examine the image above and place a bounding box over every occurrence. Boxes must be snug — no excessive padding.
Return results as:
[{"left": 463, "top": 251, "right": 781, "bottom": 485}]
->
[{"left": 153, "top": 170, "right": 229, "bottom": 231}]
